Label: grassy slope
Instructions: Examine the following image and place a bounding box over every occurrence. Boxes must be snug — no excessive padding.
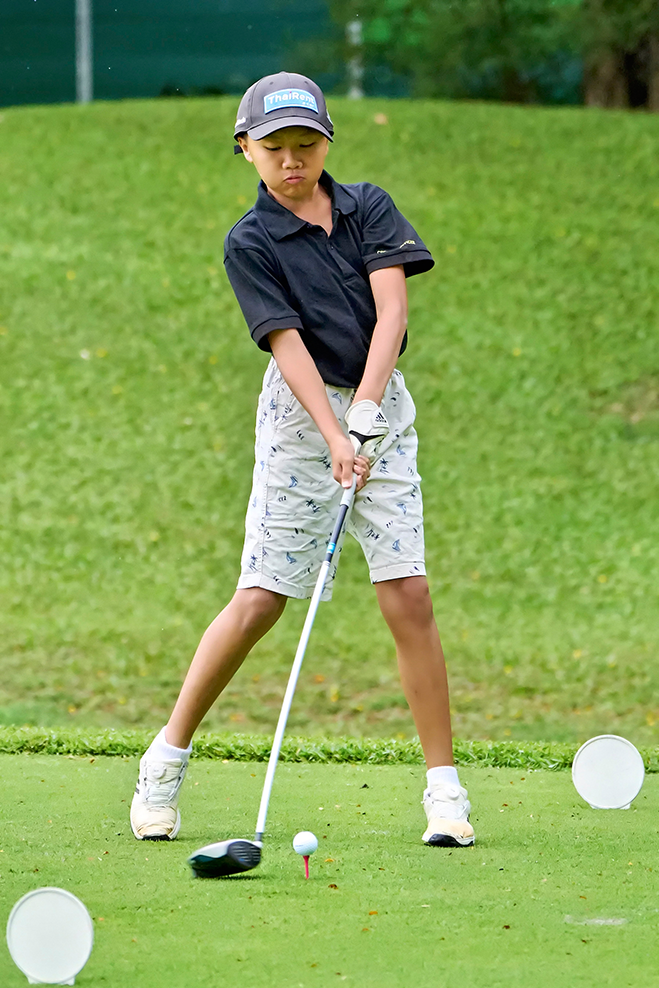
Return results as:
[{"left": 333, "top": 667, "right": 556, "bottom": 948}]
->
[
  {"left": 1, "top": 757, "right": 659, "bottom": 988},
  {"left": 0, "top": 97, "right": 658, "bottom": 742}
]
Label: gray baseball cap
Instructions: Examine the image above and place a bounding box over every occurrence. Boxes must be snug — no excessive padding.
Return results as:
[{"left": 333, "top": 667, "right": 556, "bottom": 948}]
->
[{"left": 233, "top": 72, "right": 334, "bottom": 154}]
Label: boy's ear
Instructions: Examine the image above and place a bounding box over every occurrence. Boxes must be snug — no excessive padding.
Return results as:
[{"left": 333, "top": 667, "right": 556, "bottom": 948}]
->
[{"left": 237, "top": 135, "right": 253, "bottom": 162}]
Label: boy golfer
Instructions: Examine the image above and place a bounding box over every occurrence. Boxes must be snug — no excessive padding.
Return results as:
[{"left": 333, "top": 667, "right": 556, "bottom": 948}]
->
[{"left": 130, "top": 72, "right": 475, "bottom": 848}]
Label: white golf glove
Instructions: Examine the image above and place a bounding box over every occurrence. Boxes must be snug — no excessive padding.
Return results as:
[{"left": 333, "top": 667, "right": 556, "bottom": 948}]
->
[{"left": 344, "top": 399, "right": 390, "bottom": 456}]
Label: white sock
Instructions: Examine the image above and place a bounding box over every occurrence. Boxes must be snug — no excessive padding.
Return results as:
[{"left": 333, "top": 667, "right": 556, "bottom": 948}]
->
[
  {"left": 146, "top": 726, "right": 192, "bottom": 762},
  {"left": 426, "top": 765, "right": 460, "bottom": 789}
]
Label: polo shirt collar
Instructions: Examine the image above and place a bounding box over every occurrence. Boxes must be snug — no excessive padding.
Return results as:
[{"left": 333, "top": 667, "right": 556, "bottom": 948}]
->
[{"left": 254, "top": 170, "right": 357, "bottom": 241}]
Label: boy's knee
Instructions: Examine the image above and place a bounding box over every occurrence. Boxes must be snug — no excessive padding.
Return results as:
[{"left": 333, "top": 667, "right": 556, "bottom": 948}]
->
[
  {"left": 233, "top": 587, "right": 287, "bottom": 629},
  {"left": 377, "top": 576, "right": 434, "bottom": 626}
]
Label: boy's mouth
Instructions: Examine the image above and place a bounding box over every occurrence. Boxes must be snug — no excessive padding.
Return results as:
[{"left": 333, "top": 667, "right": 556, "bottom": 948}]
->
[{"left": 284, "top": 175, "right": 305, "bottom": 184}]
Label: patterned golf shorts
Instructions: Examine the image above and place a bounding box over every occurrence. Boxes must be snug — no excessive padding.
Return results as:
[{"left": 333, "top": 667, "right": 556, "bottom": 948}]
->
[{"left": 237, "top": 359, "right": 426, "bottom": 600}]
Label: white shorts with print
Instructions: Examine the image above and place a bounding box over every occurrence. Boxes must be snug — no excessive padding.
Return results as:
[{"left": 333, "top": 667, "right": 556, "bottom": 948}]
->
[{"left": 237, "top": 359, "right": 426, "bottom": 600}]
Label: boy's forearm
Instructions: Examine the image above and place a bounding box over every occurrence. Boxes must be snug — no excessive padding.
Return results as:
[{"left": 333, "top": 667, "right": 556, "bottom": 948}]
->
[
  {"left": 354, "top": 264, "right": 408, "bottom": 406},
  {"left": 353, "top": 307, "right": 407, "bottom": 406},
  {"left": 268, "top": 329, "right": 345, "bottom": 446}
]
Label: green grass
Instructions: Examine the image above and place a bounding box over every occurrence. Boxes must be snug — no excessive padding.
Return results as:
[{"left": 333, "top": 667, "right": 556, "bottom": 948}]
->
[
  {"left": 1, "top": 756, "right": 658, "bottom": 987},
  {"left": 1, "top": 96, "right": 659, "bottom": 742}
]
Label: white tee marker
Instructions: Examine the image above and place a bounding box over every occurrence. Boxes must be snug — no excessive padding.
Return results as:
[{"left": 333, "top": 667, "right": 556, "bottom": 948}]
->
[
  {"left": 572, "top": 735, "right": 645, "bottom": 809},
  {"left": 6, "top": 887, "right": 94, "bottom": 985}
]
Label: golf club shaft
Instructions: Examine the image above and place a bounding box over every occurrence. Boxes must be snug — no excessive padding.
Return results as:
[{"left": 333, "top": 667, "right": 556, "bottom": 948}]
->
[{"left": 254, "top": 472, "right": 358, "bottom": 842}]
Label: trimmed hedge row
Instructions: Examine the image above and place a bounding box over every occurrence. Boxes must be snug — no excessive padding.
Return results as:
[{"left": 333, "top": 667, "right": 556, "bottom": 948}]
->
[{"left": 2, "top": 726, "right": 656, "bottom": 771}]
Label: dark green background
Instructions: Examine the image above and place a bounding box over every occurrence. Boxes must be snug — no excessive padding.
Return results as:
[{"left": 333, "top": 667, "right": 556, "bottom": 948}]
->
[{"left": 0, "top": 0, "right": 337, "bottom": 106}]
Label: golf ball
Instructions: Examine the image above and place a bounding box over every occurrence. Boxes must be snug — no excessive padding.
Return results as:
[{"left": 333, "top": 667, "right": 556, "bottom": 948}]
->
[{"left": 292, "top": 831, "right": 318, "bottom": 856}]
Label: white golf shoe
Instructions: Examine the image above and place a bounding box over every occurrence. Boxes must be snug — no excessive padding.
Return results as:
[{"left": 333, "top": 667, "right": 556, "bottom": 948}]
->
[
  {"left": 130, "top": 754, "right": 188, "bottom": 841},
  {"left": 422, "top": 782, "right": 475, "bottom": 847}
]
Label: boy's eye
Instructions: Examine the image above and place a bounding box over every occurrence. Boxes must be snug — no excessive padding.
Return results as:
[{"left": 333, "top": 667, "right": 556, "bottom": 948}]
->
[{"left": 264, "top": 142, "right": 316, "bottom": 152}]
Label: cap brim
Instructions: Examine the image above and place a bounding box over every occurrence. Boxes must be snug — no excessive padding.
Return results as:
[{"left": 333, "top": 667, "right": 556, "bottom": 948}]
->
[{"left": 244, "top": 118, "right": 333, "bottom": 142}]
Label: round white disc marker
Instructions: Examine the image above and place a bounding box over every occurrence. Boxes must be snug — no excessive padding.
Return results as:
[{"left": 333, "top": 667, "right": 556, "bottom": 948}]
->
[
  {"left": 572, "top": 735, "right": 645, "bottom": 809},
  {"left": 6, "top": 888, "right": 94, "bottom": 985}
]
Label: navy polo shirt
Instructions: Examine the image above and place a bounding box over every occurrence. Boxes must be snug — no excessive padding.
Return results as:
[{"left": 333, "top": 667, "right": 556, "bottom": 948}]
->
[{"left": 223, "top": 170, "right": 434, "bottom": 388}]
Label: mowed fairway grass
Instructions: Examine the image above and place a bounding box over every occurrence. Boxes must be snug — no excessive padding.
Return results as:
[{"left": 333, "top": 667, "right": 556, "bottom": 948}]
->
[
  {"left": 1, "top": 756, "right": 659, "bottom": 987},
  {"left": 1, "top": 96, "right": 659, "bottom": 741}
]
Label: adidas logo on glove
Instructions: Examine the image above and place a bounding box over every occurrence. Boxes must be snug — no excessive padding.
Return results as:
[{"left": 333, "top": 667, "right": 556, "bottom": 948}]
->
[{"left": 344, "top": 399, "right": 391, "bottom": 455}]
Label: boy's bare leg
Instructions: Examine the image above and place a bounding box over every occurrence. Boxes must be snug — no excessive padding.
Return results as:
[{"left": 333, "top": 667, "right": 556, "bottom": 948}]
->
[
  {"left": 374, "top": 576, "right": 454, "bottom": 768},
  {"left": 130, "top": 587, "right": 286, "bottom": 840},
  {"left": 376, "top": 575, "right": 474, "bottom": 846},
  {"left": 166, "top": 588, "right": 287, "bottom": 749}
]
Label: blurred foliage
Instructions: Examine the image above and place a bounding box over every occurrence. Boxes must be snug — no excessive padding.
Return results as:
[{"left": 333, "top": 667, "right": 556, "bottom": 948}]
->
[
  {"left": 581, "top": 0, "right": 659, "bottom": 52},
  {"left": 329, "top": 0, "right": 659, "bottom": 103},
  {"left": 340, "top": 0, "right": 580, "bottom": 101}
]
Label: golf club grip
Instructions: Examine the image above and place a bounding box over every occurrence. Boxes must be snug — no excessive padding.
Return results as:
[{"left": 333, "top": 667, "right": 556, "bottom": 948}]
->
[{"left": 254, "top": 468, "right": 360, "bottom": 841}]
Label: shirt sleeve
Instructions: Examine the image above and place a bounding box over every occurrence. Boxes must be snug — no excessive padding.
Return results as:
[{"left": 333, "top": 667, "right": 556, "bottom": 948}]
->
[
  {"left": 224, "top": 246, "right": 303, "bottom": 351},
  {"left": 360, "top": 186, "right": 434, "bottom": 277}
]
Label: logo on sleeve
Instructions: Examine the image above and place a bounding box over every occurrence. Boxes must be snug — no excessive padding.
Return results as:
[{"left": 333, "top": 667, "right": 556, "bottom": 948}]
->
[
  {"left": 264, "top": 89, "right": 319, "bottom": 114},
  {"left": 376, "top": 240, "right": 416, "bottom": 254}
]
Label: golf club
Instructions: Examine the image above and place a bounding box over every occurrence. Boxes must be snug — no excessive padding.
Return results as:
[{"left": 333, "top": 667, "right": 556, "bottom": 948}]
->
[{"left": 188, "top": 441, "right": 364, "bottom": 878}]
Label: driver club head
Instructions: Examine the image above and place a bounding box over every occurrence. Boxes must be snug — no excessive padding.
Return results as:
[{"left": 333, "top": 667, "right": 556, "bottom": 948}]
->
[{"left": 188, "top": 839, "right": 262, "bottom": 878}]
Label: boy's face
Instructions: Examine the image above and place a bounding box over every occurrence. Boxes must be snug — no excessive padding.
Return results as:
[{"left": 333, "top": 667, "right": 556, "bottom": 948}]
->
[{"left": 237, "top": 126, "right": 329, "bottom": 201}]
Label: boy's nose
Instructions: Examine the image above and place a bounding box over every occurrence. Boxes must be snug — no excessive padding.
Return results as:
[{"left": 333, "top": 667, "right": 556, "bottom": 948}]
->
[{"left": 282, "top": 150, "right": 301, "bottom": 168}]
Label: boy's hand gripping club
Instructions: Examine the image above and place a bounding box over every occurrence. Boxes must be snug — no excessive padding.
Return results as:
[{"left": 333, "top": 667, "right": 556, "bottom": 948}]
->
[{"left": 344, "top": 399, "right": 390, "bottom": 458}]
